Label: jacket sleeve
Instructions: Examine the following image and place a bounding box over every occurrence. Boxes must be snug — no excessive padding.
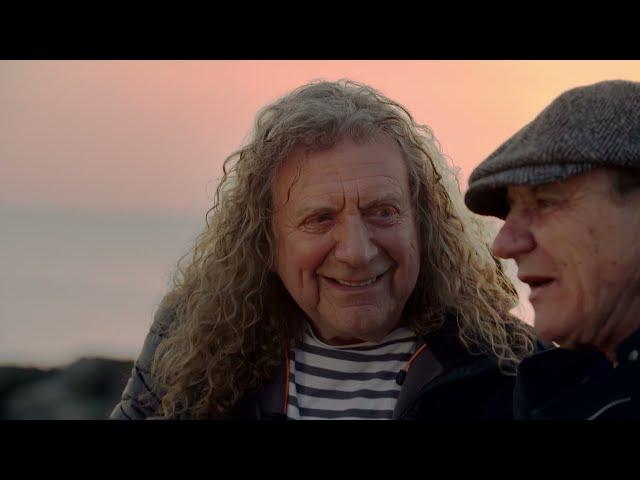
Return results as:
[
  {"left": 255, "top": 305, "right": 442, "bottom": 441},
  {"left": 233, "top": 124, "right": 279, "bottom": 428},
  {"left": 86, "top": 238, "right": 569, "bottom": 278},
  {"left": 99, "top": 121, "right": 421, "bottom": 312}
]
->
[{"left": 109, "top": 305, "right": 175, "bottom": 420}]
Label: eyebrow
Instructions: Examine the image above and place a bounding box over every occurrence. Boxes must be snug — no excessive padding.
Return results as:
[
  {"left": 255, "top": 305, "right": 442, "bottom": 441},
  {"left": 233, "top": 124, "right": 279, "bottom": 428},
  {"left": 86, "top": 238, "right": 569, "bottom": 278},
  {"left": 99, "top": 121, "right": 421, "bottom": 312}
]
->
[
  {"left": 506, "top": 187, "right": 538, "bottom": 204},
  {"left": 294, "top": 199, "right": 343, "bottom": 219},
  {"left": 533, "top": 184, "right": 564, "bottom": 195},
  {"left": 294, "top": 193, "right": 404, "bottom": 218},
  {"left": 359, "top": 193, "right": 404, "bottom": 210}
]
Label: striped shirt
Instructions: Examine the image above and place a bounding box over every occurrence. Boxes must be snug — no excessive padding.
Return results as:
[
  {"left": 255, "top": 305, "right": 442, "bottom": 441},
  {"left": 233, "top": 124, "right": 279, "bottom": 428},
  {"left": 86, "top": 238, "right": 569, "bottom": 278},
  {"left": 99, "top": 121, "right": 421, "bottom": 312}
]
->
[{"left": 286, "top": 324, "right": 418, "bottom": 420}]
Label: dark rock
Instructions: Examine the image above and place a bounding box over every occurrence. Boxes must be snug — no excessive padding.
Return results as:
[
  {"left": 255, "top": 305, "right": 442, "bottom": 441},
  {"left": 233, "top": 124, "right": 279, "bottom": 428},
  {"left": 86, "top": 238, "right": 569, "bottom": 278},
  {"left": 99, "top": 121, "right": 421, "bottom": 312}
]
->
[
  {"left": 0, "top": 366, "right": 59, "bottom": 397},
  {"left": 0, "top": 358, "right": 134, "bottom": 420}
]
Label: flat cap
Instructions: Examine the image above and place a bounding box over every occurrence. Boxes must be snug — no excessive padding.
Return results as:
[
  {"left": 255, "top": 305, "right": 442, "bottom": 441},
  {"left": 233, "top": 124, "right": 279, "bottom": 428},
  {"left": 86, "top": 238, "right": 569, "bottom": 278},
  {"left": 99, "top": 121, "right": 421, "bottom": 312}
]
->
[{"left": 464, "top": 79, "right": 640, "bottom": 219}]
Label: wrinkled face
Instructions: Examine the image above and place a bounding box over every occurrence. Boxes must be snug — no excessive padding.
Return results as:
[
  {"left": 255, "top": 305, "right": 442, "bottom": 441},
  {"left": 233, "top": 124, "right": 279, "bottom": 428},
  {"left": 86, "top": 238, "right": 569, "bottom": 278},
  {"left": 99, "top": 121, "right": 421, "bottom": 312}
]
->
[
  {"left": 272, "top": 137, "right": 421, "bottom": 345},
  {"left": 492, "top": 169, "right": 640, "bottom": 353}
]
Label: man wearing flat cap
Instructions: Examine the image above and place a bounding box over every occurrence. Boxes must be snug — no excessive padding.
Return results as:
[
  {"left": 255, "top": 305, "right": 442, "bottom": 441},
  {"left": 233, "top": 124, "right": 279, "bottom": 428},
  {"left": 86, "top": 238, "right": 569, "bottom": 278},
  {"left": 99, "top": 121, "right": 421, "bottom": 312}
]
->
[{"left": 465, "top": 80, "right": 640, "bottom": 419}]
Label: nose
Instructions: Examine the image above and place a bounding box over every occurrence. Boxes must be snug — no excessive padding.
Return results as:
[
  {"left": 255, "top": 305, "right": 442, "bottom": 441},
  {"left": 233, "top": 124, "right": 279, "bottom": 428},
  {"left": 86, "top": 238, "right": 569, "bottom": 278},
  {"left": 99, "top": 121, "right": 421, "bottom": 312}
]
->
[
  {"left": 491, "top": 210, "right": 536, "bottom": 260},
  {"left": 333, "top": 214, "right": 379, "bottom": 267}
]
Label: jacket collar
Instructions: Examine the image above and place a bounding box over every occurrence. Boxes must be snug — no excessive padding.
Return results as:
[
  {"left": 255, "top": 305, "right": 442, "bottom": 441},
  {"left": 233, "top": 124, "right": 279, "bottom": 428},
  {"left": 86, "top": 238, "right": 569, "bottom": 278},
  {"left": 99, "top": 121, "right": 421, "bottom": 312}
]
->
[
  {"left": 616, "top": 327, "right": 640, "bottom": 366},
  {"left": 392, "top": 339, "right": 444, "bottom": 418},
  {"left": 253, "top": 359, "right": 288, "bottom": 419},
  {"left": 514, "top": 327, "right": 640, "bottom": 419},
  {"left": 252, "top": 312, "right": 503, "bottom": 419}
]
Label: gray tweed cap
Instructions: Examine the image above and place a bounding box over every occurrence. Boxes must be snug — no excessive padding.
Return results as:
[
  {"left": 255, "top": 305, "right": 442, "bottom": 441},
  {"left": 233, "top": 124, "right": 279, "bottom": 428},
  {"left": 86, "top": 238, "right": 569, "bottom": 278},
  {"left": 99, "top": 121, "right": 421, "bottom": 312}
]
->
[{"left": 464, "top": 79, "right": 640, "bottom": 219}]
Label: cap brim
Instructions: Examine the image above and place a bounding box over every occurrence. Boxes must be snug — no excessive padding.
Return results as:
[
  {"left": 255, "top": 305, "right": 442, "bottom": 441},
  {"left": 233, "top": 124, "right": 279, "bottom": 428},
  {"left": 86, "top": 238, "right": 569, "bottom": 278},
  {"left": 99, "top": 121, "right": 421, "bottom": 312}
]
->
[
  {"left": 464, "top": 186, "right": 509, "bottom": 219},
  {"left": 464, "top": 163, "right": 600, "bottom": 219}
]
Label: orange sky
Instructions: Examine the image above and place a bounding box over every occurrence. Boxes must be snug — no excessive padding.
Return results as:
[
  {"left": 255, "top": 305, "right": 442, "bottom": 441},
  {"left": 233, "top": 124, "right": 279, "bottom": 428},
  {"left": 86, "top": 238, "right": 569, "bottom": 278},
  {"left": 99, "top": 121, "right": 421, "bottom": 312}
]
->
[
  {"left": 4, "top": 60, "right": 640, "bottom": 215},
  {"left": 3, "top": 60, "right": 640, "bottom": 364}
]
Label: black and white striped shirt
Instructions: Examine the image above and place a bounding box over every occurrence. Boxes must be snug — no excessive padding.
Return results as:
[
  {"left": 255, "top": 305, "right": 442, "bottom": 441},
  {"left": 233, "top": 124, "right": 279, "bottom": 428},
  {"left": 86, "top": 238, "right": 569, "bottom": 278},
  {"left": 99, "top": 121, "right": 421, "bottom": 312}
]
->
[{"left": 286, "top": 325, "right": 418, "bottom": 420}]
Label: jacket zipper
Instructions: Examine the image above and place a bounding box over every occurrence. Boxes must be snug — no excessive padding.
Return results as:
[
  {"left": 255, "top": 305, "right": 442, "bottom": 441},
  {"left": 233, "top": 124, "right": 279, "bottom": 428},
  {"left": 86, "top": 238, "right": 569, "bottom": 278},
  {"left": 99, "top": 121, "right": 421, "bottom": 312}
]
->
[{"left": 395, "top": 343, "right": 428, "bottom": 385}]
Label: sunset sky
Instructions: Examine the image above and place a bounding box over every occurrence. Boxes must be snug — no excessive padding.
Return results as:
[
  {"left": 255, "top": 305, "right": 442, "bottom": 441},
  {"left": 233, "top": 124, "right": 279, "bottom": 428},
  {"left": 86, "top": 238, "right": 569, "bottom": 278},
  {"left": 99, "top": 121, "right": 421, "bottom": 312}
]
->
[{"left": 3, "top": 60, "right": 640, "bottom": 366}]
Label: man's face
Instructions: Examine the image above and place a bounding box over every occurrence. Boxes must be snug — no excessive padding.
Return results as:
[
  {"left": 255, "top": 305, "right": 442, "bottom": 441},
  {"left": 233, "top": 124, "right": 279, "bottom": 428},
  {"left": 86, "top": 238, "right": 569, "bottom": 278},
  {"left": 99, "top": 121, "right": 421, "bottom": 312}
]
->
[
  {"left": 492, "top": 169, "right": 640, "bottom": 351},
  {"left": 272, "top": 137, "right": 420, "bottom": 345}
]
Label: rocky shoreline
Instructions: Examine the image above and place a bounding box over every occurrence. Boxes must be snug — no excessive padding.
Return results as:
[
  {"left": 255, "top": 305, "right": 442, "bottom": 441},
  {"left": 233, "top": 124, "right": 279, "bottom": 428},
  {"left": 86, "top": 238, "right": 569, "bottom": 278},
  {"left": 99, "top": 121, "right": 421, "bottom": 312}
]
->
[{"left": 0, "top": 358, "right": 133, "bottom": 420}]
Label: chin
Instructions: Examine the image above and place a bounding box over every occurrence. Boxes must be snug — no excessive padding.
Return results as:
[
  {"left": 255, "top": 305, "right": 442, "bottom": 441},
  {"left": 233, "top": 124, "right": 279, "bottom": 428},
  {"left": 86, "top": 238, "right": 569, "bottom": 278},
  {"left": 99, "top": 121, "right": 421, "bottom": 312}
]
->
[
  {"left": 534, "top": 311, "right": 575, "bottom": 347},
  {"left": 330, "top": 316, "right": 393, "bottom": 343},
  {"left": 335, "top": 324, "right": 382, "bottom": 342}
]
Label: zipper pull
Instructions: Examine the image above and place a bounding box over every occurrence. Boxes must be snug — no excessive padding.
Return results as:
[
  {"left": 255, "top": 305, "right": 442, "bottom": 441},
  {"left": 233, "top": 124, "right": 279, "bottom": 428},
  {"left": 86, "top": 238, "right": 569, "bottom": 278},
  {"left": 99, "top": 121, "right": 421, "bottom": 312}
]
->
[{"left": 396, "top": 343, "right": 428, "bottom": 386}]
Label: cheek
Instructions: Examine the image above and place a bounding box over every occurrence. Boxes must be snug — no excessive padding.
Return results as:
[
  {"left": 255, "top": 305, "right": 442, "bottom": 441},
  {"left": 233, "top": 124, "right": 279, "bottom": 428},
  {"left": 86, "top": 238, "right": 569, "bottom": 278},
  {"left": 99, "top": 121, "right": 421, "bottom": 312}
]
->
[
  {"left": 538, "top": 222, "right": 598, "bottom": 285},
  {"left": 562, "top": 236, "right": 613, "bottom": 298},
  {"left": 537, "top": 235, "right": 617, "bottom": 341},
  {"left": 376, "top": 227, "right": 420, "bottom": 283},
  {"left": 277, "top": 234, "right": 334, "bottom": 283}
]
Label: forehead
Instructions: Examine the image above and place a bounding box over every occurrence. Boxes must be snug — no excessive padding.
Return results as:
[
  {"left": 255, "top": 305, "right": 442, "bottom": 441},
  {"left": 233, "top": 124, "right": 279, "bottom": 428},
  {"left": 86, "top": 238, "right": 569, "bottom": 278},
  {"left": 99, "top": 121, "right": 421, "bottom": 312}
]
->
[{"left": 274, "top": 137, "right": 410, "bottom": 206}]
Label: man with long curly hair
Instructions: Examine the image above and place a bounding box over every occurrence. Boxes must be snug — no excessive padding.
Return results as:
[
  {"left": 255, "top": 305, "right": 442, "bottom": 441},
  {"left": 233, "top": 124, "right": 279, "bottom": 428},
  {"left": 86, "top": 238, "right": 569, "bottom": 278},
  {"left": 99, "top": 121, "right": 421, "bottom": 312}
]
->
[{"left": 111, "top": 79, "right": 537, "bottom": 420}]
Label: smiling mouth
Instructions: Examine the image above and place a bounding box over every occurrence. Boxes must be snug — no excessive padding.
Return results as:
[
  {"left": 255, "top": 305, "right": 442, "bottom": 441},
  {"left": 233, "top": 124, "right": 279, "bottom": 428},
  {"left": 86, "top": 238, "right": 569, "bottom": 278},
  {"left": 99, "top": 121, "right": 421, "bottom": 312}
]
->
[
  {"left": 522, "top": 277, "right": 556, "bottom": 300},
  {"left": 519, "top": 275, "right": 555, "bottom": 289},
  {"left": 322, "top": 273, "right": 384, "bottom": 288},
  {"left": 528, "top": 279, "right": 554, "bottom": 289}
]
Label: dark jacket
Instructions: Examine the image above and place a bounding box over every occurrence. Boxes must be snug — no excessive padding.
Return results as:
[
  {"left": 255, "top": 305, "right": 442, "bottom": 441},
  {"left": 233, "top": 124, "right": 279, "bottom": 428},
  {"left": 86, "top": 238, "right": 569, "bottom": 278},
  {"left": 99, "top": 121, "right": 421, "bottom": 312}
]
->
[
  {"left": 110, "top": 307, "right": 532, "bottom": 420},
  {"left": 514, "top": 328, "right": 640, "bottom": 420}
]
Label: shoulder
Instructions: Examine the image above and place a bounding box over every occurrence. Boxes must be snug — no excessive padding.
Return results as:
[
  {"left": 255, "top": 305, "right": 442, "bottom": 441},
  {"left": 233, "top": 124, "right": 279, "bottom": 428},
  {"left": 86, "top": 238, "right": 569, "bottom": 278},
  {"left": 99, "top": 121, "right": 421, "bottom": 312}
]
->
[
  {"left": 515, "top": 347, "right": 640, "bottom": 419},
  {"left": 422, "top": 311, "right": 532, "bottom": 372},
  {"left": 405, "top": 317, "right": 517, "bottom": 419},
  {"left": 133, "top": 303, "right": 176, "bottom": 373},
  {"left": 402, "top": 357, "right": 515, "bottom": 419},
  {"left": 109, "top": 302, "right": 177, "bottom": 420}
]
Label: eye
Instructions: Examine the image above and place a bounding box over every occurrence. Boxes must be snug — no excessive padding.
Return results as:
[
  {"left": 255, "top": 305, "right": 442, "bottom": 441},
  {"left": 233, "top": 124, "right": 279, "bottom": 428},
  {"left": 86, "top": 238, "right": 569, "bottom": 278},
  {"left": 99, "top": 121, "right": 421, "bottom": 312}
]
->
[
  {"left": 368, "top": 205, "right": 399, "bottom": 222},
  {"left": 300, "top": 212, "right": 334, "bottom": 232},
  {"left": 311, "top": 213, "right": 333, "bottom": 224},
  {"left": 535, "top": 198, "right": 555, "bottom": 210},
  {"left": 376, "top": 207, "right": 394, "bottom": 217}
]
